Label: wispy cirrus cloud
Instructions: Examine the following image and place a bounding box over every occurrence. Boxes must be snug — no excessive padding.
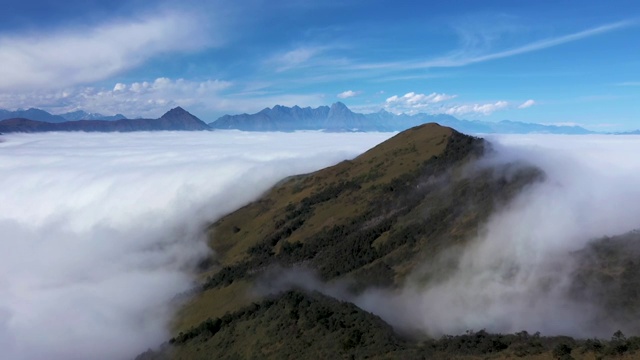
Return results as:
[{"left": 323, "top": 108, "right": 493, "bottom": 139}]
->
[
  {"left": 0, "top": 10, "right": 219, "bottom": 91},
  {"left": 354, "top": 20, "right": 635, "bottom": 71},
  {"left": 429, "top": 20, "right": 634, "bottom": 68},
  {"left": 267, "top": 46, "right": 325, "bottom": 72}
]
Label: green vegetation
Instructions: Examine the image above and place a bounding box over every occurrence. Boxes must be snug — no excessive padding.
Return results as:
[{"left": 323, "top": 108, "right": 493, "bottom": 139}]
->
[
  {"left": 200, "top": 125, "right": 542, "bottom": 296},
  {"left": 140, "top": 290, "right": 640, "bottom": 359},
  {"left": 570, "top": 231, "right": 640, "bottom": 335},
  {"left": 139, "top": 123, "right": 640, "bottom": 359},
  {"left": 160, "top": 123, "right": 546, "bottom": 357}
]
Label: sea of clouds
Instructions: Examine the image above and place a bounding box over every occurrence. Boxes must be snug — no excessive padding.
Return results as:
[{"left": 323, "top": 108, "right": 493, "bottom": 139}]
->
[
  {"left": 0, "top": 130, "right": 393, "bottom": 360},
  {"left": 3, "top": 130, "right": 640, "bottom": 360}
]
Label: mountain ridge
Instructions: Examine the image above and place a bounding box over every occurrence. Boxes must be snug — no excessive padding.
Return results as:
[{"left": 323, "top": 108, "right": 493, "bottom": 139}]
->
[
  {"left": 0, "top": 103, "right": 628, "bottom": 135},
  {"left": 59, "top": 110, "right": 127, "bottom": 121},
  {"left": 0, "top": 108, "right": 127, "bottom": 122},
  {"left": 209, "top": 102, "right": 595, "bottom": 134},
  {"left": 0, "top": 107, "right": 209, "bottom": 133},
  {"left": 141, "top": 122, "right": 640, "bottom": 359}
]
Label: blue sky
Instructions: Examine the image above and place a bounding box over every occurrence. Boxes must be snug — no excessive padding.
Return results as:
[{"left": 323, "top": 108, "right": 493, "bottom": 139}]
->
[{"left": 0, "top": 0, "right": 638, "bottom": 130}]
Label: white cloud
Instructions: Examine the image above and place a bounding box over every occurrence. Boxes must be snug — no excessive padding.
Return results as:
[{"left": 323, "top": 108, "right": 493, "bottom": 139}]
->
[
  {"left": 0, "top": 130, "right": 393, "bottom": 360},
  {"left": 384, "top": 92, "right": 457, "bottom": 114},
  {"left": 382, "top": 92, "right": 509, "bottom": 117},
  {"left": 444, "top": 100, "right": 509, "bottom": 116},
  {"left": 0, "top": 77, "right": 330, "bottom": 121},
  {"left": 337, "top": 90, "right": 360, "bottom": 99},
  {"left": 390, "top": 134, "right": 640, "bottom": 337},
  {"left": 383, "top": 92, "right": 511, "bottom": 117},
  {"left": 0, "top": 11, "right": 215, "bottom": 91},
  {"left": 518, "top": 99, "right": 535, "bottom": 109},
  {"left": 113, "top": 83, "right": 127, "bottom": 92},
  {"left": 0, "top": 78, "right": 232, "bottom": 119}
]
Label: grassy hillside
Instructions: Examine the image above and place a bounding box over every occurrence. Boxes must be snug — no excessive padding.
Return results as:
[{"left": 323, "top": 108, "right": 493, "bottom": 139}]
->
[
  {"left": 172, "top": 123, "right": 542, "bottom": 333},
  {"left": 142, "top": 290, "right": 640, "bottom": 360},
  {"left": 141, "top": 123, "right": 640, "bottom": 359},
  {"left": 570, "top": 231, "right": 640, "bottom": 335}
]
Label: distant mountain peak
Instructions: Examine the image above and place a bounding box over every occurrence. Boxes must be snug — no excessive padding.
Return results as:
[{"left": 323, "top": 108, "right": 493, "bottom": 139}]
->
[
  {"left": 328, "top": 102, "right": 354, "bottom": 117},
  {"left": 209, "top": 102, "right": 595, "bottom": 134},
  {"left": 160, "top": 106, "right": 196, "bottom": 120},
  {"left": 0, "top": 106, "right": 210, "bottom": 132},
  {"left": 59, "top": 110, "right": 127, "bottom": 121},
  {"left": 330, "top": 101, "right": 349, "bottom": 110}
]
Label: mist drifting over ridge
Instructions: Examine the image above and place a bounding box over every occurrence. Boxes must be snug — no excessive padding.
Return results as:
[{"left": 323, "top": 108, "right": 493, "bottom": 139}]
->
[
  {"left": 352, "top": 134, "right": 640, "bottom": 338},
  {"left": 0, "top": 130, "right": 393, "bottom": 360},
  {"left": 248, "top": 134, "right": 640, "bottom": 340}
]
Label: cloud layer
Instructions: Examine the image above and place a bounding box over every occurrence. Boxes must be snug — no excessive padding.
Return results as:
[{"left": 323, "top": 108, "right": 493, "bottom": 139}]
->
[
  {"left": 0, "top": 130, "right": 392, "bottom": 360},
  {"left": 383, "top": 92, "right": 514, "bottom": 116}
]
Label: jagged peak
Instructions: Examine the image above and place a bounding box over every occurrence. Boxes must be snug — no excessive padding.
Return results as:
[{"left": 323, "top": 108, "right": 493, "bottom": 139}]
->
[
  {"left": 160, "top": 106, "right": 195, "bottom": 119},
  {"left": 330, "top": 101, "right": 349, "bottom": 110}
]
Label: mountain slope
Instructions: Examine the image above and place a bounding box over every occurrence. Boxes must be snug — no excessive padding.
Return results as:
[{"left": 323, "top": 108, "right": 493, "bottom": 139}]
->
[
  {"left": 198, "top": 124, "right": 540, "bottom": 290},
  {"left": 59, "top": 110, "right": 127, "bottom": 121},
  {"left": 0, "top": 108, "right": 67, "bottom": 123},
  {"left": 0, "top": 107, "right": 209, "bottom": 133},
  {"left": 143, "top": 289, "right": 640, "bottom": 360},
  {"left": 212, "top": 105, "right": 331, "bottom": 131},
  {"left": 0, "top": 108, "right": 126, "bottom": 122},
  {"left": 157, "top": 124, "right": 545, "bottom": 356},
  {"left": 137, "top": 122, "right": 640, "bottom": 359}
]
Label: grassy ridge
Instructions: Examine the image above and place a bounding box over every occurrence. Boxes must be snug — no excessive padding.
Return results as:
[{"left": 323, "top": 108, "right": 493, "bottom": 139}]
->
[
  {"left": 143, "top": 290, "right": 640, "bottom": 360},
  {"left": 140, "top": 123, "right": 640, "bottom": 359},
  {"left": 153, "top": 123, "right": 640, "bottom": 359},
  {"left": 176, "top": 124, "right": 544, "bottom": 333}
]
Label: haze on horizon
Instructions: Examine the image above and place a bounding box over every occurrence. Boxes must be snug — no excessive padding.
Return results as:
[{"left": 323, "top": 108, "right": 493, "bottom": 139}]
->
[{"left": 0, "top": 0, "right": 638, "bottom": 131}]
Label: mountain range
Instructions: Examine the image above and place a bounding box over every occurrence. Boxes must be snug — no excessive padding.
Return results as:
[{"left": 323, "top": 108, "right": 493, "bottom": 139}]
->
[
  {"left": 0, "top": 103, "right": 628, "bottom": 135},
  {"left": 209, "top": 102, "right": 595, "bottom": 134},
  {"left": 0, "top": 107, "right": 209, "bottom": 133},
  {"left": 0, "top": 108, "right": 127, "bottom": 123}
]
